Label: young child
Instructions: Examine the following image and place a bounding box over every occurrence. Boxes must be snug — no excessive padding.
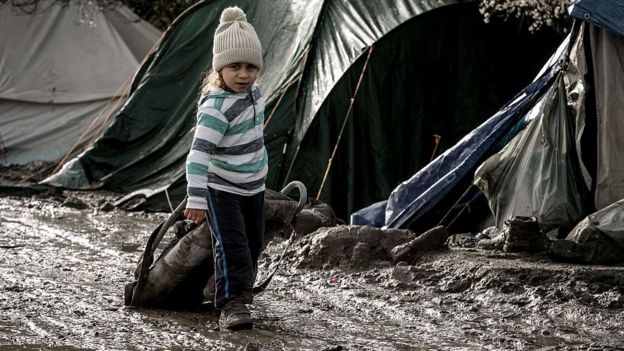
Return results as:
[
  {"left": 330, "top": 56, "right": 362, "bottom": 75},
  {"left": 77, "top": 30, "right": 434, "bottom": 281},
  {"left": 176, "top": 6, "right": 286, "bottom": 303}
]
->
[{"left": 184, "top": 6, "right": 266, "bottom": 331}]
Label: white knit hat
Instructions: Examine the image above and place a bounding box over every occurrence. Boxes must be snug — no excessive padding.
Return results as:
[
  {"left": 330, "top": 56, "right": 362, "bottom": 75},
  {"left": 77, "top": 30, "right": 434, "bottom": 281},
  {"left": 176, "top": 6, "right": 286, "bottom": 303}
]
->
[{"left": 212, "top": 6, "right": 263, "bottom": 72}]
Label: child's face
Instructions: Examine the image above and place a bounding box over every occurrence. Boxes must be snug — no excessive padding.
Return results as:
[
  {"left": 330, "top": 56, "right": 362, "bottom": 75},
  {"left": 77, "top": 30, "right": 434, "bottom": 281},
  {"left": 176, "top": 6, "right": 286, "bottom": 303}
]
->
[{"left": 220, "top": 63, "right": 258, "bottom": 93}]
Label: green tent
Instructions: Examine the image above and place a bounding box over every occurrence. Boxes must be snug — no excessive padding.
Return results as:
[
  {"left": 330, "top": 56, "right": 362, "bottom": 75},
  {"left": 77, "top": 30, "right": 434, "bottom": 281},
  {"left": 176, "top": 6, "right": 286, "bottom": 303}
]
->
[{"left": 46, "top": 0, "right": 561, "bottom": 218}]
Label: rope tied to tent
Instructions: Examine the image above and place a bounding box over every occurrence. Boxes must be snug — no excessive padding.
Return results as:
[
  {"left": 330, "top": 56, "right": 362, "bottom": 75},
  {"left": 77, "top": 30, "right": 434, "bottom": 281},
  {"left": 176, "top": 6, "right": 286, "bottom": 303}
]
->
[{"left": 316, "top": 45, "right": 375, "bottom": 200}]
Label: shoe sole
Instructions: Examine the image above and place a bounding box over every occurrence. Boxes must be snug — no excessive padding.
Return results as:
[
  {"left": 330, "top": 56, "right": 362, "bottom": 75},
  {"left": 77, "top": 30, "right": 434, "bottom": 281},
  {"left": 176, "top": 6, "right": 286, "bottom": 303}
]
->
[{"left": 225, "top": 320, "right": 253, "bottom": 331}]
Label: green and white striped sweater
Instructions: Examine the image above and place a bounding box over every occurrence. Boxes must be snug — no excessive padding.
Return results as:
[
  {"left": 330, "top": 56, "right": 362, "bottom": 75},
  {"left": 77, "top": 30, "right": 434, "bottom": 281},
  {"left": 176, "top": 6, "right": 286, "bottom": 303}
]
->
[{"left": 186, "top": 85, "right": 267, "bottom": 210}]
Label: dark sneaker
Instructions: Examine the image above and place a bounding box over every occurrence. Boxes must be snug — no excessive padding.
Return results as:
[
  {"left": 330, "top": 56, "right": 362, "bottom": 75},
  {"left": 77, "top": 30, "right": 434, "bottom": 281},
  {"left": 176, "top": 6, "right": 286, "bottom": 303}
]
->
[{"left": 219, "top": 298, "right": 252, "bottom": 330}]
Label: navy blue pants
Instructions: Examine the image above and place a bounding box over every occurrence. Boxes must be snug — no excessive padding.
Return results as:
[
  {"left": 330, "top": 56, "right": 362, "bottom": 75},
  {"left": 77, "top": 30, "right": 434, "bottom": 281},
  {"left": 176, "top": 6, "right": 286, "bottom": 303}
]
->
[{"left": 205, "top": 188, "right": 264, "bottom": 307}]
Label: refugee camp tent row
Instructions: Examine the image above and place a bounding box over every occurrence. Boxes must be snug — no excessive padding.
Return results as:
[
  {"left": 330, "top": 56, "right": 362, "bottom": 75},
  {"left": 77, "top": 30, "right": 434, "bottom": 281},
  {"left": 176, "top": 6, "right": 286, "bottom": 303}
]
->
[
  {"left": 0, "top": 1, "right": 161, "bottom": 165},
  {"left": 45, "top": 0, "right": 561, "bottom": 219},
  {"left": 352, "top": 0, "right": 624, "bottom": 236}
]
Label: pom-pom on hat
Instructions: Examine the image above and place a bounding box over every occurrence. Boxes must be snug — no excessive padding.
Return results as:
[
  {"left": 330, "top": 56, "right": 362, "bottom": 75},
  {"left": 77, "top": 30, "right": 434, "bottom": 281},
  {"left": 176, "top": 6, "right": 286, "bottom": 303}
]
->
[{"left": 212, "top": 6, "right": 263, "bottom": 72}]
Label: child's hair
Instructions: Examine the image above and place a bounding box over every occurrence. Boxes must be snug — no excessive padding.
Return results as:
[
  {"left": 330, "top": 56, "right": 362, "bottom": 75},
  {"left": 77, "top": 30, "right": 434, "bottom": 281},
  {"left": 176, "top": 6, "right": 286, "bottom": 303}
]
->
[
  {"left": 200, "top": 69, "right": 223, "bottom": 96},
  {"left": 199, "top": 66, "right": 261, "bottom": 96}
]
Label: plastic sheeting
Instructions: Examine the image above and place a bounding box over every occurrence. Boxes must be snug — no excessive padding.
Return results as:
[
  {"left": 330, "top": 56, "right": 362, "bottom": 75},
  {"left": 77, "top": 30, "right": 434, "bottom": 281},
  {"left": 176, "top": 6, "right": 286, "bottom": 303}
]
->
[
  {"left": 567, "top": 198, "right": 624, "bottom": 248},
  {"left": 354, "top": 4, "right": 624, "bottom": 231},
  {"left": 570, "top": 0, "right": 624, "bottom": 38},
  {"left": 0, "top": 2, "right": 161, "bottom": 164},
  {"left": 352, "top": 57, "right": 563, "bottom": 229},
  {"left": 351, "top": 200, "right": 387, "bottom": 228},
  {"left": 474, "top": 74, "right": 588, "bottom": 230},
  {"left": 565, "top": 22, "right": 593, "bottom": 194},
  {"left": 563, "top": 21, "right": 624, "bottom": 212},
  {"left": 588, "top": 25, "right": 624, "bottom": 210}
]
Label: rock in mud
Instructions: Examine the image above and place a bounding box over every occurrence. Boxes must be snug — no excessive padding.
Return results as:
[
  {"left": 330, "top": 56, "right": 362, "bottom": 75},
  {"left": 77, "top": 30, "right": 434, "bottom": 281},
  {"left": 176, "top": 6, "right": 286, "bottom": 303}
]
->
[
  {"left": 292, "top": 199, "right": 337, "bottom": 235},
  {"left": 98, "top": 201, "right": 116, "bottom": 212},
  {"left": 295, "top": 225, "right": 414, "bottom": 270},
  {"left": 550, "top": 214, "right": 624, "bottom": 264},
  {"left": 264, "top": 188, "right": 301, "bottom": 224},
  {"left": 62, "top": 196, "right": 90, "bottom": 210},
  {"left": 550, "top": 236, "right": 624, "bottom": 265},
  {"left": 0, "top": 161, "right": 55, "bottom": 183},
  {"left": 390, "top": 226, "right": 449, "bottom": 264},
  {"left": 244, "top": 342, "right": 262, "bottom": 351}
]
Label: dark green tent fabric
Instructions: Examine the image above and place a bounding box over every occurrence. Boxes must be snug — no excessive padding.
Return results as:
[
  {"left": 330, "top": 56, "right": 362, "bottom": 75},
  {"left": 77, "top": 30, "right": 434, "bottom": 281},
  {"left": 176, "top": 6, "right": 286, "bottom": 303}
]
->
[
  {"left": 47, "top": 0, "right": 323, "bottom": 200},
  {"left": 55, "top": 0, "right": 322, "bottom": 191},
  {"left": 286, "top": 4, "right": 563, "bottom": 217},
  {"left": 46, "top": 0, "right": 561, "bottom": 217}
]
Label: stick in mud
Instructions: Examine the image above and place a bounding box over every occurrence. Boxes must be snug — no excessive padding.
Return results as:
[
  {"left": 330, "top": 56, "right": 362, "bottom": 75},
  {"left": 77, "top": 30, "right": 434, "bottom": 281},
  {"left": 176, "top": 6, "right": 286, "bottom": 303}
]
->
[{"left": 253, "top": 226, "right": 296, "bottom": 294}]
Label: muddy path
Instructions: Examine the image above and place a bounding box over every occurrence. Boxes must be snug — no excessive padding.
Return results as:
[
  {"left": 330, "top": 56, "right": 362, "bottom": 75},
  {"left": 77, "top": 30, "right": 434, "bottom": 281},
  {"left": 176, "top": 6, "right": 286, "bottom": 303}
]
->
[{"left": 1, "top": 192, "right": 623, "bottom": 350}]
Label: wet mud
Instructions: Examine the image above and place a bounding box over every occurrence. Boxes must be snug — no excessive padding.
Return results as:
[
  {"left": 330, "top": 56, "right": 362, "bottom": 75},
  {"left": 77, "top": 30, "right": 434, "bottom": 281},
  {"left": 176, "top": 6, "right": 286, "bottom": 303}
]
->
[
  {"left": 0, "top": 161, "right": 55, "bottom": 184},
  {"left": 1, "top": 192, "right": 624, "bottom": 350}
]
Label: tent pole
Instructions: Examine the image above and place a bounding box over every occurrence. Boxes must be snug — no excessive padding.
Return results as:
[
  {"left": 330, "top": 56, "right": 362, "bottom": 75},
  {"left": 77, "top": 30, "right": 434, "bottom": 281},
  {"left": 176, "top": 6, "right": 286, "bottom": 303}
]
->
[
  {"left": 316, "top": 45, "right": 375, "bottom": 200},
  {"left": 429, "top": 134, "right": 442, "bottom": 162}
]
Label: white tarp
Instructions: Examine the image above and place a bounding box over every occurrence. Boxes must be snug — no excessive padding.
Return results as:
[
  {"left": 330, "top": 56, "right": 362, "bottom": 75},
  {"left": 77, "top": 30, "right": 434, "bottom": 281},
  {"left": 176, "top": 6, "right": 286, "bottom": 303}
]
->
[
  {"left": 475, "top": 22, "right": 624, "bottom": 231},
  {"left": 591, "top": 25, "right": 624, "bottom": 210},
  {"left": 0, "top": 2, "right": 161, "bottom": 164},
  {"left": 474, "top": 74, "right": 587, "bottom": 230}
]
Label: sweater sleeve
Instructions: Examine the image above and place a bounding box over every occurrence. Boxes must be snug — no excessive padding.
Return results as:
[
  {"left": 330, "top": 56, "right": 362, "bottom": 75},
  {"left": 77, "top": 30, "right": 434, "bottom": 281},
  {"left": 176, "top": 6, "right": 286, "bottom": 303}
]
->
[{"left": 185, "top": 103, "right": 228, "bottom": 210}]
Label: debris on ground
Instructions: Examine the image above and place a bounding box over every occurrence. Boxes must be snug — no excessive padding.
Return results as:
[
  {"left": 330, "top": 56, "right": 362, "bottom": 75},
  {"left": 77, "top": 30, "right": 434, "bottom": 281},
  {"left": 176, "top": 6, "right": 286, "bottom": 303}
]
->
[
  {"left": 1, "top": 191, "right": 624, "bottom": 349},
  {"left": 62, "top": 196, "right": 90, "bottom": 210},
  {"left": 292, "top": 199, "right": 337, "bottom": 236},
  {"left": 550, "top": 200, "right": 624, "bottom": 265},
  {"left": 0, "top": 161, "right": 55, "bottom": 184},
  {"left": 294, "top": 225, "right": 415, "bottom": 270},
  {"left": 390, "top": 225, "right": 449, "bottom": 264}
]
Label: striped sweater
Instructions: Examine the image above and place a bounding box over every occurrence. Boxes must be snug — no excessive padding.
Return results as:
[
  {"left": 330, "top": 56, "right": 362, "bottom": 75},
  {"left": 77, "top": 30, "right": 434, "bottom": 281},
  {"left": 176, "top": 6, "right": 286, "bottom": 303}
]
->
[{"left": 186, "top": 85, "right": 267, "bottom": 210}]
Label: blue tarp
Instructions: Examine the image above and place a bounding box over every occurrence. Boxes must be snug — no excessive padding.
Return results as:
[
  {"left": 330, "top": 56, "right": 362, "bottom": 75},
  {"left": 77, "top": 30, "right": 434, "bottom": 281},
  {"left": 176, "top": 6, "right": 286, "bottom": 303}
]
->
[
  {"left": 351, "top": 199, "right": 387, "bottom": 228},
  {"left": 570, "top": 0, "right": 624, "bottom": 38},
  {"left": 351, "top": 62, "right": 562, "bottom": 229}
]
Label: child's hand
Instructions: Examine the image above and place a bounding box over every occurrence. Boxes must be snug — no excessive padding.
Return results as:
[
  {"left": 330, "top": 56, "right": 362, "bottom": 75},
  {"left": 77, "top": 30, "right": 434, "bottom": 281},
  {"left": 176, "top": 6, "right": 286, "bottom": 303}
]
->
[{"left": 184, "top": 208, "right": 205, "bottom": 224}]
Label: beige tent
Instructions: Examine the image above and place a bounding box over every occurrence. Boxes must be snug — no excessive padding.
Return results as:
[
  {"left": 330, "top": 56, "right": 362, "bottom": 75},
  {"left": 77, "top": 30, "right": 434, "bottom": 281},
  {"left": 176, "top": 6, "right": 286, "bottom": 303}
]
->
[{"left": 0, "top": 2, "right": 161, "bottom": 164}]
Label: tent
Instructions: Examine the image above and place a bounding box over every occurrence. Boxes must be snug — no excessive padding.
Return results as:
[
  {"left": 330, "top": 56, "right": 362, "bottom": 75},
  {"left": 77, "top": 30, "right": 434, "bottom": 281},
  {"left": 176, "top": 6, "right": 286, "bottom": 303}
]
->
[
  {"left": 352, "top": 0, "right": 624, "bottom": 233},
  {"left": 0, "top": 2, "right": 161, "bottom": 165},
  {"left": 45, "top": 0, "right": 561, "bottom": 217}
]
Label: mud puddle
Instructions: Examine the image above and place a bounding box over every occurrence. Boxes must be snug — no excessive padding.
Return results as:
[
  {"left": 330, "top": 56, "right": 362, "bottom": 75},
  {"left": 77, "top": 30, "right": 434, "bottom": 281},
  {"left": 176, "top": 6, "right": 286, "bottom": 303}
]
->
[{"left": 1, "top": 192, "right": 624, "bottom": 350}]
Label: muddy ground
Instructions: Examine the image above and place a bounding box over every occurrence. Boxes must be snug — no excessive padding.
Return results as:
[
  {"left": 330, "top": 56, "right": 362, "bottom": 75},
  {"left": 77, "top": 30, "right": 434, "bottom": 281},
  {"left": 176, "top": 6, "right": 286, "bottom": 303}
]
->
[{"left": 1, "top": 190, "right": 624, "bottom": 351}]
